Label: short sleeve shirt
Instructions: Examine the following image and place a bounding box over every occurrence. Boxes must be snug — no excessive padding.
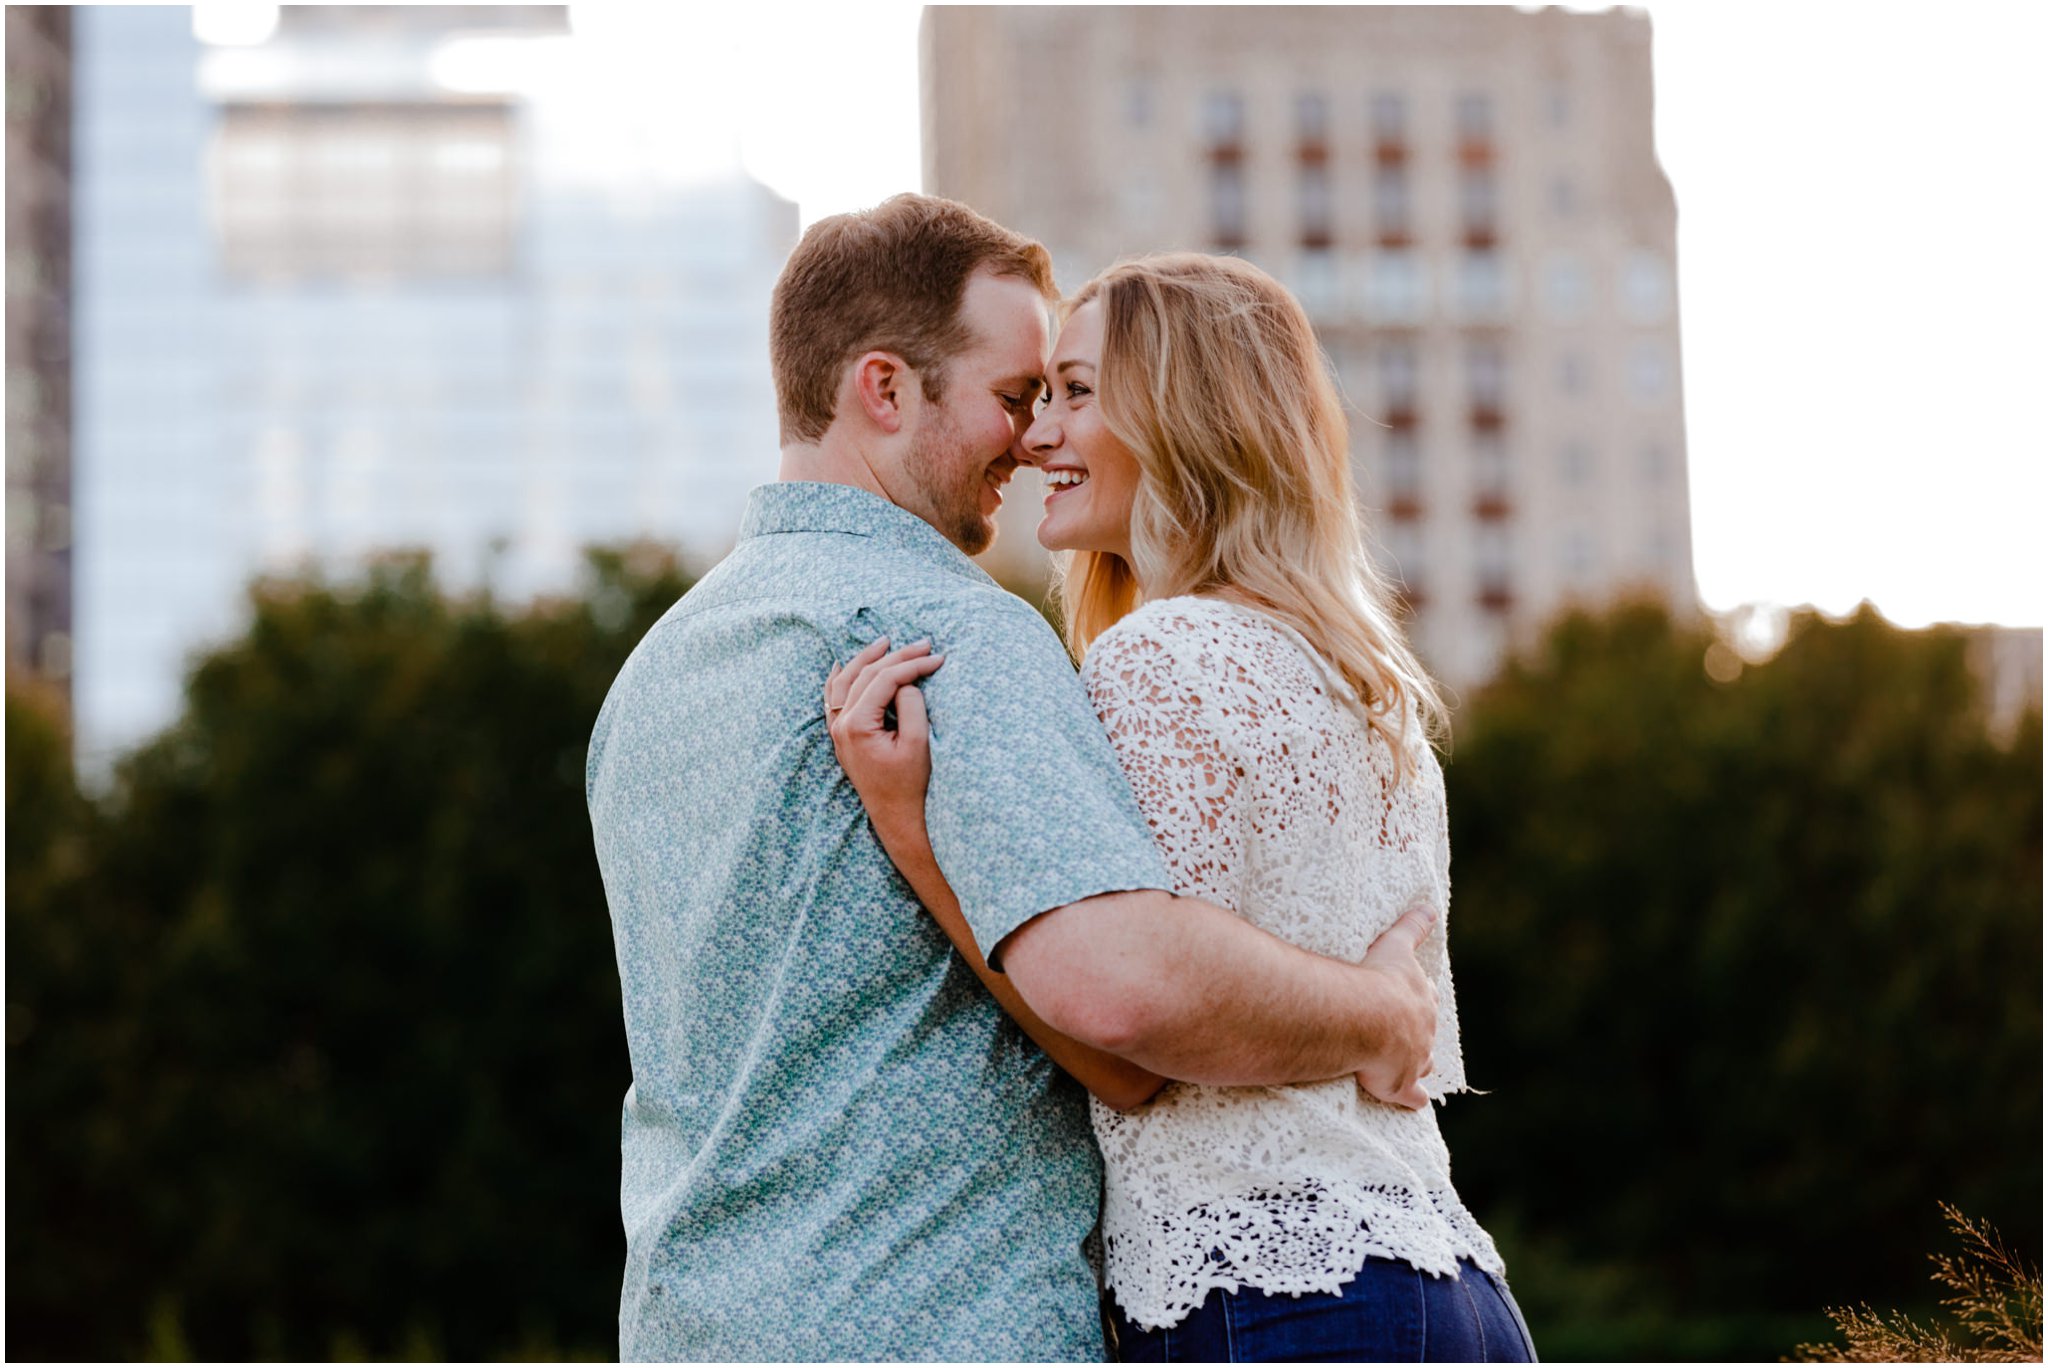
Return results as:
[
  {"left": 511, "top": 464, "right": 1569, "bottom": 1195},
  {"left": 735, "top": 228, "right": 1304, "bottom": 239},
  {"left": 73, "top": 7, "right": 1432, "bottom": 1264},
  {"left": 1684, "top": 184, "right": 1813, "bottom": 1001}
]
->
[{"left": 585, "top": 481, "right": 1172, "bottom": 1362}]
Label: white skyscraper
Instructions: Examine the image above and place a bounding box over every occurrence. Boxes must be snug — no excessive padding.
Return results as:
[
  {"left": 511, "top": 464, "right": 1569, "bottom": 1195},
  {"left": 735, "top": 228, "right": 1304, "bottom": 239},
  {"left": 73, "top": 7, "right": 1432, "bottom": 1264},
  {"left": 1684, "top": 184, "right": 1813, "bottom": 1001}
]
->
[{"left": 72, "top": 6, "right": 799, "bottom": 769}]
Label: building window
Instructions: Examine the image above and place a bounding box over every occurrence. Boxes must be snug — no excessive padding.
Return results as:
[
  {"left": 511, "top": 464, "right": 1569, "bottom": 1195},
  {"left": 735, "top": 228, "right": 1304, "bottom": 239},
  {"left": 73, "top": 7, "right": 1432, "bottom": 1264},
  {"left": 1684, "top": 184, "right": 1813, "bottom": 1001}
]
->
[
  {"left": 1295, "top": 91, "right": 1330, "bottom": 149},
  {"left": 1210, "top": 161, "right": 1247, "bottom": 250},
  {"left": 1474, "top": 521, "right": 1512, "bottom": 610},
  {"left": 1629, "top": 341, "right": 1672, "bottom": 401},
  {"left": 1372, "top": 163, "right": 1411, "bottom": 244},
  {"left": 1202, "top": 90, "right": 1245, "bottom": 148},
  {"left": 1622, "top": 248, "right": 1673, "bottom": 322},
  {"left": 1299, "top": 161, "right": 1333, "bottom": 247},
  {"left": 1466, "top": 339, "right": 1506, "bottom": 413},
  {"left": 211, "top": 101, "right": 518, "bottom": 281},
  {"left": 1473, "top": 429, "right": 1509, "bottom": 504},
  {"left": 1385, "top": 430, "right": 1423, "bottom": 509},
  {"left": 1455, "top": 92, "right": 1494, "bottom": 143},
  {"left": 1544, "top": 251, "right": 1591, "bottom": 320},
  {"left": 1459, "top": 167, "right": 1498, "bottom": 245},
  {"left": 1294, "top": 247, "right": 1340, "bottom": 318},
  {"left": 1456, "top": 251, "right": 1507, "bottom": 321},
  {"left": 1370, "top": 91, "right": 1407, "bottom": 147},
  {"left": 1204, "top": 88, "right": 1246, "bottom": 249},
  {"left": 1328, "top": 340, "right": 1370, "bottom": 405},
  {"left": 1368, "top": 251, "right": 1426, "bottom": 324},
  {"left": 1377, "top": 340, "right": 1420, "bottom": 415}
]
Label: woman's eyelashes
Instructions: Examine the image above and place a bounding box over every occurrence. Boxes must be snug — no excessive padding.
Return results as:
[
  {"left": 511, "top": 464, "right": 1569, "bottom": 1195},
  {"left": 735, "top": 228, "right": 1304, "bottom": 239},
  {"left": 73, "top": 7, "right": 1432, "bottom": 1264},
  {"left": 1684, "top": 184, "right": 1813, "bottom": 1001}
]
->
[{"left": 1032, "top": 380, "right": 1091, "bottom": 416}]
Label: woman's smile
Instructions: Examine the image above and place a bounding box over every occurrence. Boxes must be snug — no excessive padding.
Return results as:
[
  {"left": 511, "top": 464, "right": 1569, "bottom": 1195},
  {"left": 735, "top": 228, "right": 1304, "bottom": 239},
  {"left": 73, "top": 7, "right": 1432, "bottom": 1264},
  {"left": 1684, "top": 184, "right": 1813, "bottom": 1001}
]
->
[{"left": 1042, "top": 467, "right": 1090, "bottom": 504}]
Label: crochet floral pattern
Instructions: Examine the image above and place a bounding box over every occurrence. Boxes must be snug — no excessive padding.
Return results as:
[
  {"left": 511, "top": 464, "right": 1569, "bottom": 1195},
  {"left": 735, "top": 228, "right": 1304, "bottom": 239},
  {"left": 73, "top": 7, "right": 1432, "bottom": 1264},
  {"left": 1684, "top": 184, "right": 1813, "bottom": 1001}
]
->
[{"left": 1081, "top": 596, "right": 1503, "bottom": 1330}]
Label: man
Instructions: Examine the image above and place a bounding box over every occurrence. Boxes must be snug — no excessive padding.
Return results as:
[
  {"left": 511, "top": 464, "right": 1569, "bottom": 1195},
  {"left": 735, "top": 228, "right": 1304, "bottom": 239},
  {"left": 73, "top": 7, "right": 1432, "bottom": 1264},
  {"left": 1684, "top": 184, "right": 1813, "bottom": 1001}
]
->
[{"left": 586, "top": 194, "right": 1437, "bottom": 1361}]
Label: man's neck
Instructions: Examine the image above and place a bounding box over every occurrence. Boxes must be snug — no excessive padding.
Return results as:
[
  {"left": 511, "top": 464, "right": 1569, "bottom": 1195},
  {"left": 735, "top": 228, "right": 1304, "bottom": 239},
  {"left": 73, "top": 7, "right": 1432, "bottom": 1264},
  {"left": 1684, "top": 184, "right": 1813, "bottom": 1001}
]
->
[{"left": 778, "top": 438, "right": 888, "bottom": 499}]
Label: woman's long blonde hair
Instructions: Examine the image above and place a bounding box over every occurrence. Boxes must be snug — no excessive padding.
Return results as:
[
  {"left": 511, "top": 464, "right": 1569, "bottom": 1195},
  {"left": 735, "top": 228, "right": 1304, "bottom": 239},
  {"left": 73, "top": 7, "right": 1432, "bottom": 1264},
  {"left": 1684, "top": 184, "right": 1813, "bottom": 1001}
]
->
[{"left": 1055, "top": 252, "right": 1447, "bottom": 775}]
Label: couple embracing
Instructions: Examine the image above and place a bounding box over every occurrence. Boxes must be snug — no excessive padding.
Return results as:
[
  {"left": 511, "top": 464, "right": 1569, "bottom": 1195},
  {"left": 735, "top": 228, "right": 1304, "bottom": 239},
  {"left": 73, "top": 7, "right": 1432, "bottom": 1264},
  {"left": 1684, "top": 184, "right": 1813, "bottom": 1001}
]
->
[{"left": 586, "top": 194, "right": 1535, "bottom": 1363}]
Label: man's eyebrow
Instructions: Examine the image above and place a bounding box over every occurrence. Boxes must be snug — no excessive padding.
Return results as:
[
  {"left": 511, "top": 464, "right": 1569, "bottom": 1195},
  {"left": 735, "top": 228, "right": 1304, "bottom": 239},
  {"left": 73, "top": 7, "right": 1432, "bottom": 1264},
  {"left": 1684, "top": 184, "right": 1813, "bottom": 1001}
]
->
[{"left": 999, "top": 374, "right": 1046, "bottom": 395}]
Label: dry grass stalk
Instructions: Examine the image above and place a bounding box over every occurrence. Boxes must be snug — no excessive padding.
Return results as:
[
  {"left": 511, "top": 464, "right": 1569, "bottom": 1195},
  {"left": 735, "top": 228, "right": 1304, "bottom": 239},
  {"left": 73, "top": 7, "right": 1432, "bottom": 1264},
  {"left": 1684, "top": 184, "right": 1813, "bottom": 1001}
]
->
[{"left": 1791, "top": 1204, "right": 2043, "bottom": 1363}]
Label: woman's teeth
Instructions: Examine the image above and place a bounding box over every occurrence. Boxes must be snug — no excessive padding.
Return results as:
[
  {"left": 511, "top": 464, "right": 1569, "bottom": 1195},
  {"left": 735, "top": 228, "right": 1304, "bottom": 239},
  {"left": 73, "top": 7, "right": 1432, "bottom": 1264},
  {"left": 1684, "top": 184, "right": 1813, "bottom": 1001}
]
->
[{"left": 1044, "top": 470, "right": 1088, "bottom": 490}]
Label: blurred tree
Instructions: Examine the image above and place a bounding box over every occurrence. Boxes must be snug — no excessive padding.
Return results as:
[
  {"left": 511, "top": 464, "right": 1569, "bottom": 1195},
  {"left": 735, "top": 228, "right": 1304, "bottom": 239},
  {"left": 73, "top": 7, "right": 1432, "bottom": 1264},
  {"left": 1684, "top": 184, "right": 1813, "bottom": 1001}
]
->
[
  {"left": 8, "top": 672, "right": 148, "bottom": 1353},
  {"left": 1439, "top": 599, "right": 2043, "bottom": 1358},
  {"left": 6, "top": 546, "right": 692, "bottom": 1360},
  {"left": 9, "top": 577, "right": 2040, "bottom": 1361}
]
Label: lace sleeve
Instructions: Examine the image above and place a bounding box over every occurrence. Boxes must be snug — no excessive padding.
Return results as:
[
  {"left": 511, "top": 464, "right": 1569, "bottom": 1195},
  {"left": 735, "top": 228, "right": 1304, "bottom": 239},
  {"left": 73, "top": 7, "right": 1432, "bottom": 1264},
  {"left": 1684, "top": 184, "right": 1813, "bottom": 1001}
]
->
[{"left": 1082, "top": 620, "right": 1247, "bottom": 912}]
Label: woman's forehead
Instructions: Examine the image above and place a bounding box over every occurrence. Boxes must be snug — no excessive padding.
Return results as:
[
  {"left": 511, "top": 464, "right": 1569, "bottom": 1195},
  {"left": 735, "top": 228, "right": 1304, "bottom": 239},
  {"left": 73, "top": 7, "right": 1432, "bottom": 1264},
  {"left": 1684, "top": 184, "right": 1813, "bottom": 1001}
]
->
[{"left": 1054, "top": 299, "right": 1102, "bottom": 362}]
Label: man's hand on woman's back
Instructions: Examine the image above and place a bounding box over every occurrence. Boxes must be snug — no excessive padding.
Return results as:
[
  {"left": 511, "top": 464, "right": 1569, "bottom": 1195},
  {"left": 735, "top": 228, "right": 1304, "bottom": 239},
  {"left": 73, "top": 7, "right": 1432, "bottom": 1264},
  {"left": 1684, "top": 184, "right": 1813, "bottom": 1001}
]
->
[{"left": 1355, "top": 904, "right": 1440, "bottom": 1110}]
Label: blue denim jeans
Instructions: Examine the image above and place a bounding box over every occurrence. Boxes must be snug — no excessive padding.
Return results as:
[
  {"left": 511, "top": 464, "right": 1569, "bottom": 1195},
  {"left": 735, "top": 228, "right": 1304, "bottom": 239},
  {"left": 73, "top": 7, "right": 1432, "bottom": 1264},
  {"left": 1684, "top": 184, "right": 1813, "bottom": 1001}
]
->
[{"left": 1108, "top": 1256, "right": 1538, "bottom": 1362}]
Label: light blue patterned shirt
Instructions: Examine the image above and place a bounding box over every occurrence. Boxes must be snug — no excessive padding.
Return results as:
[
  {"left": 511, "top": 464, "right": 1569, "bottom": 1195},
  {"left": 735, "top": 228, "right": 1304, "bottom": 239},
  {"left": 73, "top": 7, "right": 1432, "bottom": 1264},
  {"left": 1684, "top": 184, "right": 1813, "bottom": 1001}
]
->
[{"left": 586, "top": 481, "right": 1173, "bottom": 1362}]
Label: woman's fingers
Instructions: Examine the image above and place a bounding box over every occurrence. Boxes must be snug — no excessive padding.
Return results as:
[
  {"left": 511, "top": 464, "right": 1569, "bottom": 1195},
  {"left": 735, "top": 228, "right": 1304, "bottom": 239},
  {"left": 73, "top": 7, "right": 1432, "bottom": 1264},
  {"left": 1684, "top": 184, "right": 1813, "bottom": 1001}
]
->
[
  {"left": 828, "top": 638, "right": 894, "bottom": 713},
  {"left": 891, "top": 672, "right": 930, "bottom": 746},
  {"left": 846, "top": 651, "right": 944, "bottom": 734},
  {"left": 840, "top": 641, "right": 929, "bottom": 715},
  {"left": 831, "top": 640, "right": 935, "bottom": 726}
]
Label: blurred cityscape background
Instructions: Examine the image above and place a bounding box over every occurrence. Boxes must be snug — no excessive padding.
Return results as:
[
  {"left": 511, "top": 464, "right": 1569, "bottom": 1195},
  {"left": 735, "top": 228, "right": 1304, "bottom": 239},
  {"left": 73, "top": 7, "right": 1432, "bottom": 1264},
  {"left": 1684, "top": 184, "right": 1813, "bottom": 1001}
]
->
[{"left": 7, "top": 4, "right": 2041, "bottom": 1362}]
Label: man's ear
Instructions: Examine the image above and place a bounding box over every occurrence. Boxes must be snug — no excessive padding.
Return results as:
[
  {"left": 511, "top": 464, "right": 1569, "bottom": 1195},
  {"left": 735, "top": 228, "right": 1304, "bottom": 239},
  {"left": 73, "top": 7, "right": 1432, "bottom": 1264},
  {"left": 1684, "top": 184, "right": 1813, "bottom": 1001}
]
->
[{"left": 849, "top": 351, "right": 913, "bottom": 435}]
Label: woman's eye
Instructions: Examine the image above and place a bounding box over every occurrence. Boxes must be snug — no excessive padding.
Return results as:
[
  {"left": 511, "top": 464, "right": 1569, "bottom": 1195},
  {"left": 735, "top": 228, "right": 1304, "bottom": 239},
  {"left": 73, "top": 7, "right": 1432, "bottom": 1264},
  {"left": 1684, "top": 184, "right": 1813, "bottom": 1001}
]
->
[{"left": 1067, "top": 381, "right": 1092, "bottom": 400}]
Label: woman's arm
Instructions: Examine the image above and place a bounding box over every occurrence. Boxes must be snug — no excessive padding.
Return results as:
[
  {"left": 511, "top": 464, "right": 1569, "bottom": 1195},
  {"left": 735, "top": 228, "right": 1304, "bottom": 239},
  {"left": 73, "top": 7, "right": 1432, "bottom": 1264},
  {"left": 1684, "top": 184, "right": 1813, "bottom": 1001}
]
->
[{"left": 827, "top": 638, "right": 1168, "bottom": 1112}]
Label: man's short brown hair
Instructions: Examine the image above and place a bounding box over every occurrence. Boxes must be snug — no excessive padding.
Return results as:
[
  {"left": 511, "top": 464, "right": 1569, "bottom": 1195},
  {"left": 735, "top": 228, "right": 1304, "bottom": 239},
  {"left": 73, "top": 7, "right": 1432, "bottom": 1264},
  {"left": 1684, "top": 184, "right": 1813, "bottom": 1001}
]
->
[{"left": 769, "top": 193, "right": 1057, "bottom": 445}]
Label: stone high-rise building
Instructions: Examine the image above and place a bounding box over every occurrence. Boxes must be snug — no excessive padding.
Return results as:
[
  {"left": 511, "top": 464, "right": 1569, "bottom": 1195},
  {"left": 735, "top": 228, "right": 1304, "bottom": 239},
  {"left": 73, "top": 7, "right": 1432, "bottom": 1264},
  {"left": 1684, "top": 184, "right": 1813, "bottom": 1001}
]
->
[
  {"left": 6, "top": 6, "right": 74, "bottom": 694},
  {"left": 923, "top": 5, "right": 1693, "bottom": 688}
]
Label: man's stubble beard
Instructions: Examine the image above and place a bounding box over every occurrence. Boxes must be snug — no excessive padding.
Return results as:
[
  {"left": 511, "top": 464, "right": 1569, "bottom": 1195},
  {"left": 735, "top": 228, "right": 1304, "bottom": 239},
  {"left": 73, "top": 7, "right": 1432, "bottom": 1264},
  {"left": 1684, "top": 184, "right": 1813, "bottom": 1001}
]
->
[{"left": 903, "top": 407, "right": 996, "bottom": 557}]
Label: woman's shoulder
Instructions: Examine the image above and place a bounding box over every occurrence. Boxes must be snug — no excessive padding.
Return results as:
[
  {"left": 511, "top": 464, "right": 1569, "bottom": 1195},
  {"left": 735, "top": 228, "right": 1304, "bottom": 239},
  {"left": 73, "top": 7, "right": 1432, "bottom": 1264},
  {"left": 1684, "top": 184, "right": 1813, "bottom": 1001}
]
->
[
  {"left": 1084, "top": 596, "right": 1246, "bottom": 674},
  {"left": 1083, "top": 595, "right": 1325, "bottom": 702},
  {"left": 1091, "top": 594, "right": 1280, "bottom": 651}
]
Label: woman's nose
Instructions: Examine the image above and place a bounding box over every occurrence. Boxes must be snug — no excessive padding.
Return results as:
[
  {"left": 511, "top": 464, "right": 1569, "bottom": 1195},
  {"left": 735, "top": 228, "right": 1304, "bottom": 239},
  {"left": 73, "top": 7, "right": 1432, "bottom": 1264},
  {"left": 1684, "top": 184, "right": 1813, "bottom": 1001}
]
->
[{"left": 1021, "top": 411, "right": 1060, "bottom": 463}]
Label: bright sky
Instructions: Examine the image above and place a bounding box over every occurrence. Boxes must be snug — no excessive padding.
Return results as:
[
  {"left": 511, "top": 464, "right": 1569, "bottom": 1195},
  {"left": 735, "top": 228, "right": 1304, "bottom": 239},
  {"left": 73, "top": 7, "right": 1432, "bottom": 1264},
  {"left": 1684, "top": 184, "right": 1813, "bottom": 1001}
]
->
[
  {"left": 1645, "top": 2, "right": 2045, "bottom": 630},
  {"left": 208, "top": 1, "right": 2048, "bottom": 630}
]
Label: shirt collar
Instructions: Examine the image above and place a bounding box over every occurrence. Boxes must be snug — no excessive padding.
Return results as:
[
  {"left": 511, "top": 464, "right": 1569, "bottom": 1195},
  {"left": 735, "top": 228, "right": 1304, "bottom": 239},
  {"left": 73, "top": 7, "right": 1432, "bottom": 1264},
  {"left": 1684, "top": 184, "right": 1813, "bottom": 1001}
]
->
[{"left": 738, "top": 481, "right": 1000, "bottom": 586}]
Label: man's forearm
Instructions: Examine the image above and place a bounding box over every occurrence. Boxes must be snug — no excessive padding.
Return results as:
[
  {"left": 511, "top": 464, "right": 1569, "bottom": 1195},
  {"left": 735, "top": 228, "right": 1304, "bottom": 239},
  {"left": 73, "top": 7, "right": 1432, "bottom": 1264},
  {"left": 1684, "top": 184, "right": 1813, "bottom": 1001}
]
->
[
  {"left": 871, "top": 812, "right": 1169, "bottom": 1110},
  {"left": 1000, "top": 890, "right": 1433, "bottom": 1088}
]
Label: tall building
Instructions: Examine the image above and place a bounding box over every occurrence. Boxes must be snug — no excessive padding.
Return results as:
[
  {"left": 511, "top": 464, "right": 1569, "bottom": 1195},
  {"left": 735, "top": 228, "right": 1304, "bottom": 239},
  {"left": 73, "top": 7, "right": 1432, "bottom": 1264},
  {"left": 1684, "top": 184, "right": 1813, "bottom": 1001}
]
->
[
  {"left": 6, "top": 6, "right": 74, "bottom": 695},
  {"left": 923, "top": 5, "right": 1693, "bottom": 688},
  {"left": 71, "top": 6, "right": 799, "bottom": 769}
]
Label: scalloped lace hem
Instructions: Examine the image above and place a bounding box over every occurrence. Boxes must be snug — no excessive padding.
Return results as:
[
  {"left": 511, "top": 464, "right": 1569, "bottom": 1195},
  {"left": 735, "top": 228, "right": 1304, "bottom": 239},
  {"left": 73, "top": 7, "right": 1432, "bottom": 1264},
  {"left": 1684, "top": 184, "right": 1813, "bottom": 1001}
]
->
[{"left": 1104, "top": 1184, "right": 1505, "bottom": 1332}]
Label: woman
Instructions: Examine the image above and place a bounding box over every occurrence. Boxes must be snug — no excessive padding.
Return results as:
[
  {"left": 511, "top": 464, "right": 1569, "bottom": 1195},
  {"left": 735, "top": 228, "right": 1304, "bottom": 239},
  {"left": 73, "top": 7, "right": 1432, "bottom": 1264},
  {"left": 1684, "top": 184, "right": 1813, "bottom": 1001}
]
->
[{"left": 826, "top": 254, "right": 1533, "bottom": 1362}]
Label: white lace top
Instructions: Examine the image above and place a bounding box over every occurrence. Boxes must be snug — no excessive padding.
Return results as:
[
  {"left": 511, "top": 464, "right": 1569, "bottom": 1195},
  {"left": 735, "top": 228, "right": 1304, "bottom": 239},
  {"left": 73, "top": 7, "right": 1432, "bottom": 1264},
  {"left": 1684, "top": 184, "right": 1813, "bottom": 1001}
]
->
[{"left": 1079, "top": 596, "right": 1504, "bottom": 1330}]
